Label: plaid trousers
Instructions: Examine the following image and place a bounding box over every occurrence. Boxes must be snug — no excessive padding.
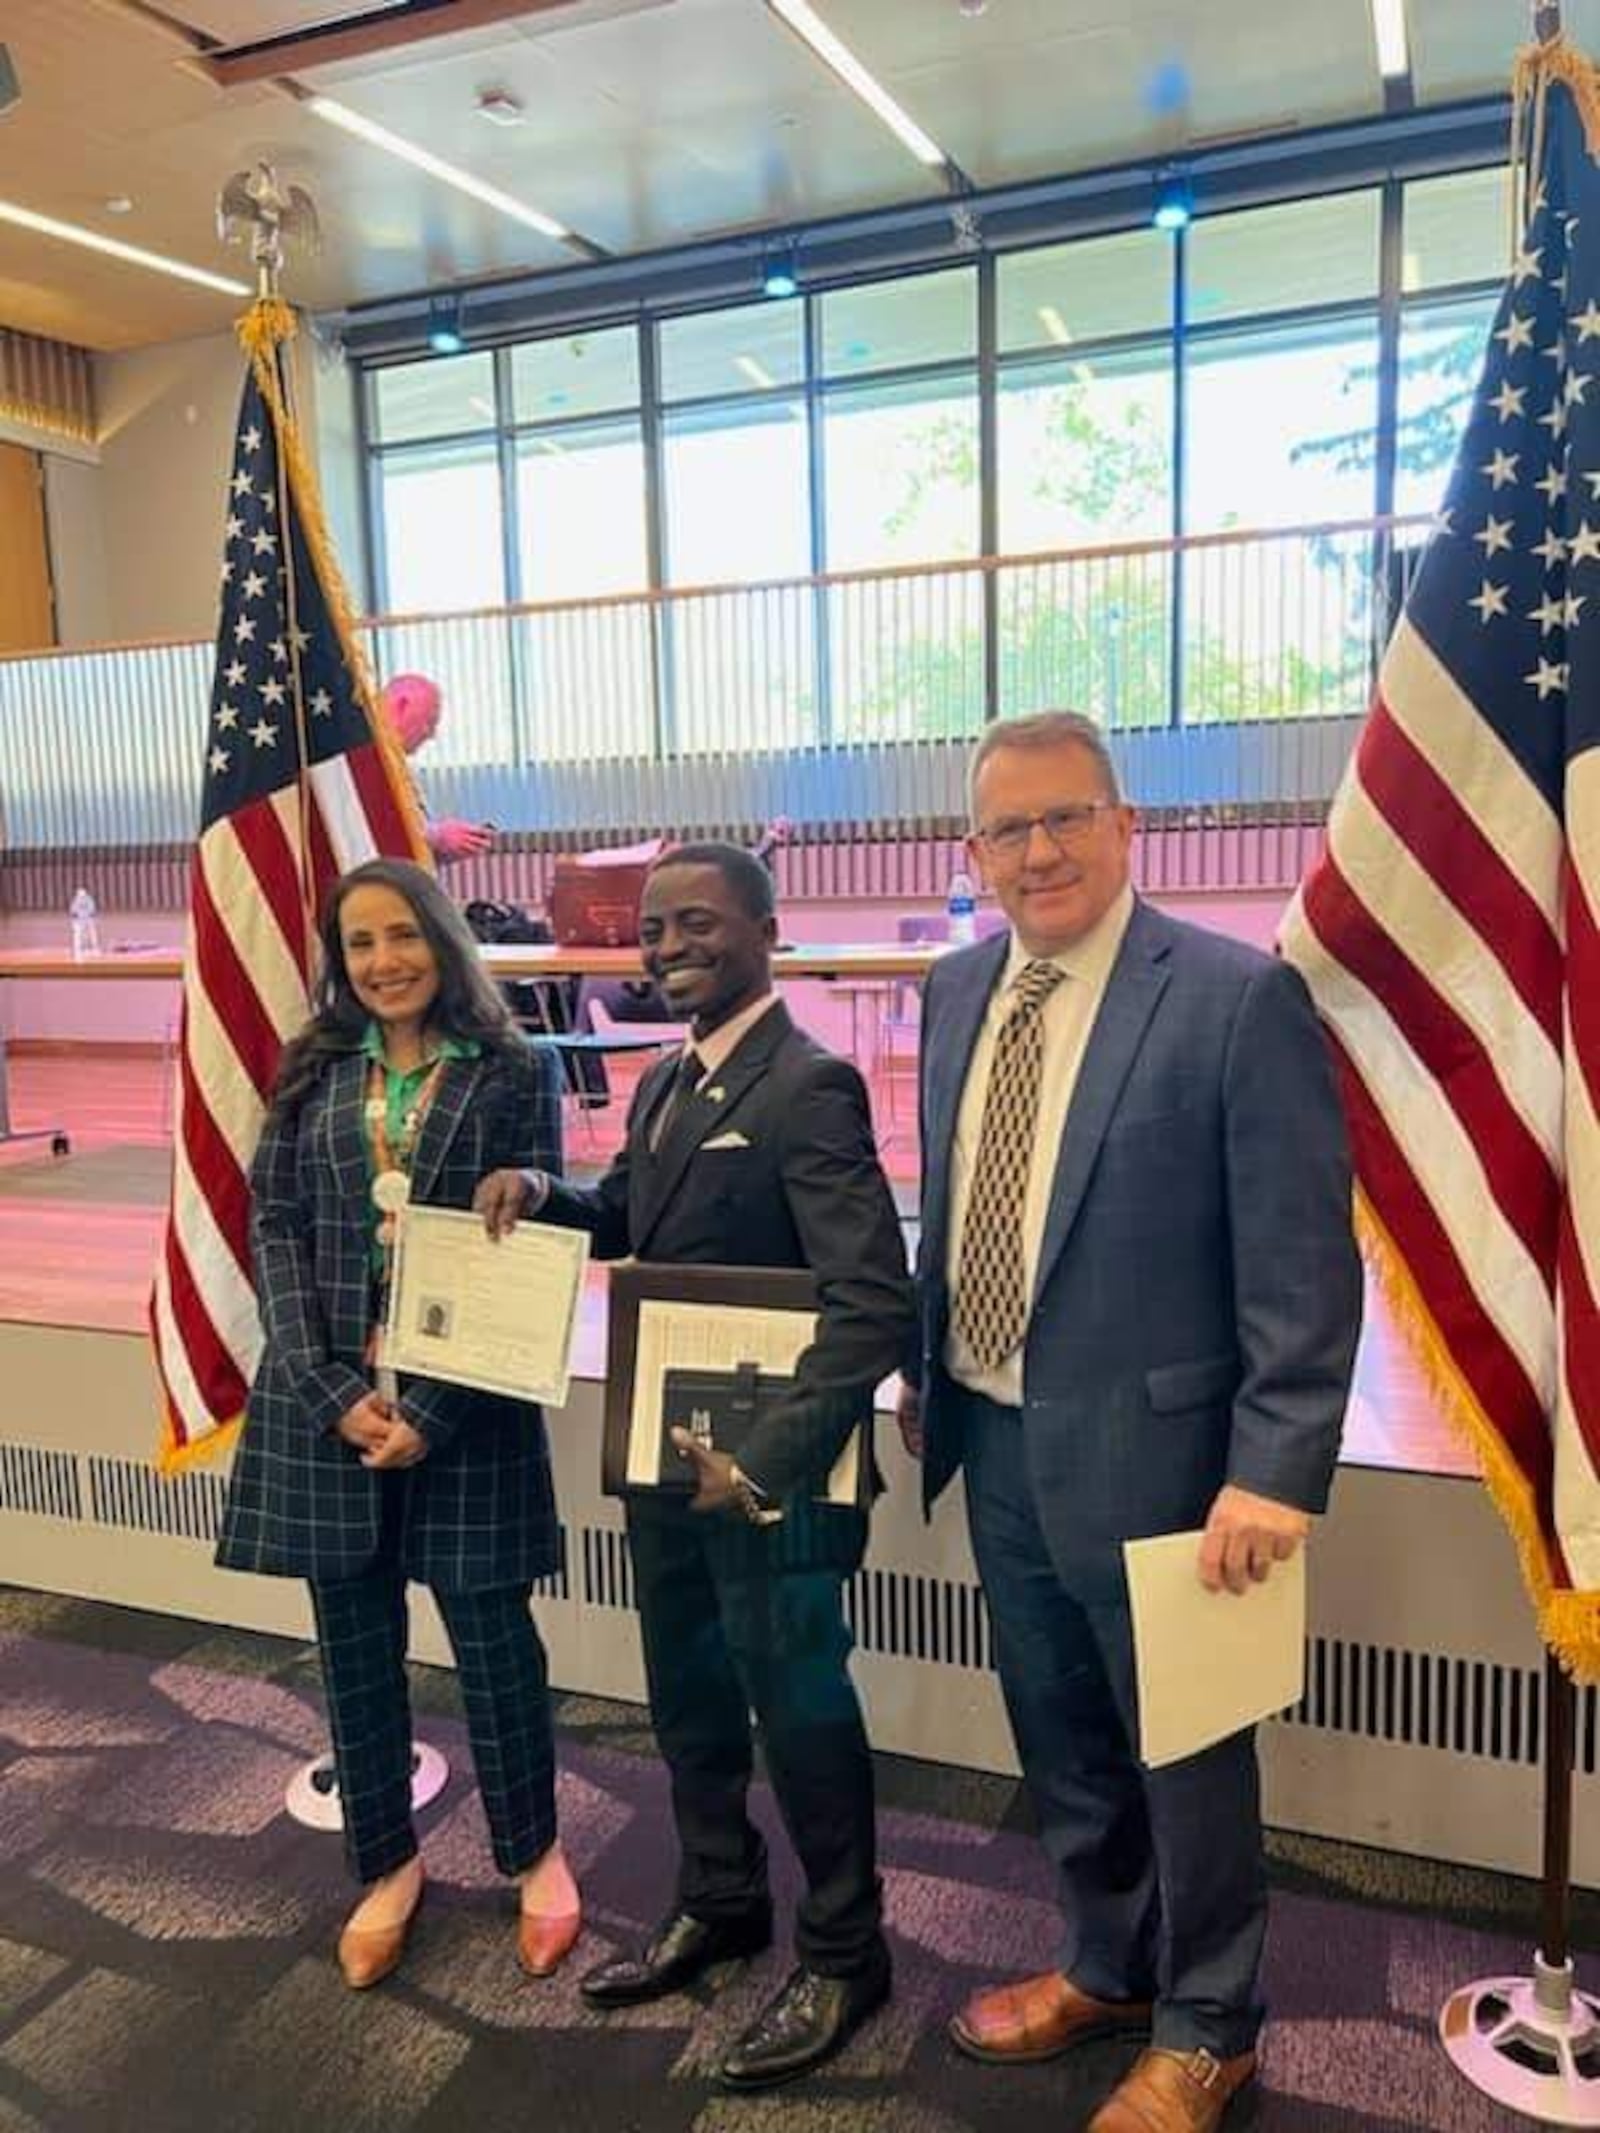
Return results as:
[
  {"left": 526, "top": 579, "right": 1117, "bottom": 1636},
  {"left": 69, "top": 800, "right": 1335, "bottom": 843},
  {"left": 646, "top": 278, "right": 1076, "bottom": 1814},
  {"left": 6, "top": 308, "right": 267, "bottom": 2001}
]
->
[{"left": 309, "top": 1476, "right": 558, "bottom": 1884}]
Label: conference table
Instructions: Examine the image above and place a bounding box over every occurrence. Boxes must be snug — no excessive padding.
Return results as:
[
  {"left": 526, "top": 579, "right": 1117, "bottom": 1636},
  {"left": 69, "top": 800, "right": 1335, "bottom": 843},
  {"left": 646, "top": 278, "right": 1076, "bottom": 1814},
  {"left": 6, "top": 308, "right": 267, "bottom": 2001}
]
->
[{"left": 0, "top": 940, "right": 950, "bottom": 1152}]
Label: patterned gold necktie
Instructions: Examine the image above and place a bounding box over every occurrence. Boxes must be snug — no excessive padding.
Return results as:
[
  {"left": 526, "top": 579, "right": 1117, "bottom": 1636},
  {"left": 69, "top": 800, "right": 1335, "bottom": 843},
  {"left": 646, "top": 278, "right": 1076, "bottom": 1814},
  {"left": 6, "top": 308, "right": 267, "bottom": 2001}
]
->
[{"left": 952, "top": 958, "right": 1067, "bottom": 1371}]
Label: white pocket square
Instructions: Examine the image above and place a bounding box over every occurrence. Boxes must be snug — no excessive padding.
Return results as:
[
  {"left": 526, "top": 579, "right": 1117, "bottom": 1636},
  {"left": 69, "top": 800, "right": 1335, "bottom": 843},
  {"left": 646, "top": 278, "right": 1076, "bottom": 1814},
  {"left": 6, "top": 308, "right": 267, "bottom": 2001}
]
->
[{"left": 701, "top": 1131, "right": 752, "bottom": 1151}]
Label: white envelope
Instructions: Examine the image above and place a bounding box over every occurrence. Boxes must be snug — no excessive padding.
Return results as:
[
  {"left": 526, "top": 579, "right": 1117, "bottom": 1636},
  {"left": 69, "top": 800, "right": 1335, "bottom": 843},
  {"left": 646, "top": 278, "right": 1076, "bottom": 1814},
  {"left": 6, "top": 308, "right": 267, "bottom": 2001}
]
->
[
  {"left": 1124, "top": 1530, "right": 1306, "bottom": 1769},
  {"left": 701, "top": 1131, "right": 752, "bottom": 1151}
]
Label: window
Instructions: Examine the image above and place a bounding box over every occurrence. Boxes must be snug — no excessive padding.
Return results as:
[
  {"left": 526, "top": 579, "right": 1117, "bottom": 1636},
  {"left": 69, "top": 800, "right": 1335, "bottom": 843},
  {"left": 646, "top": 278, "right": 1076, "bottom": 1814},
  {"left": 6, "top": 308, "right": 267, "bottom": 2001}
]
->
[
  {"left": 997, "top": 228, "right": 1171, "bottom": 354},
  {"left": 658, "top": 301, "right": 804, "bottom": 403},
  {"left": 1185, "top": 314, "right": 1381, "bottom": 535},
  {"left": 510, "top": 326, "right": 640, "bottom": 424},
  {"left": 377, "top": 439, "right": 506, "bottom": 612},
  {"left": 1187, "top": 190, "right": 1381, "bottom": 325},
  {"left": 998, "top": 349, "right": 1173, "bottom": 551},
  {"left": 512, "top": 416, "right": 653, "bottom": 761},
  {"left": 1393, "top": 292, "right": 1499, "bottom": 520},
  {"left": 662, "top": 399, "right": 815, "bottom": 752},
  {"left": 516, "top": 418, "right": 648, "bottom": 600},
  {"left": 821, "top": 372, "right": 982, "bottom": 741},
  {"left": 371, "top": 354, "right": 497, "bottom": 445},
  {"left": 996, "top": 348, "right": 1174, "bottom": 730},
  {"left": 1403, "top": 167, "right": 1507, "bottom": 295},
  {"left": 822, "top": 372, "right": 979, "bottom": 570},
  {"left": 662, "top": 398, "right": 811, "bottom": 585},
  {"left": 819, "top": 267, "right": 975, "bottom": 377}
]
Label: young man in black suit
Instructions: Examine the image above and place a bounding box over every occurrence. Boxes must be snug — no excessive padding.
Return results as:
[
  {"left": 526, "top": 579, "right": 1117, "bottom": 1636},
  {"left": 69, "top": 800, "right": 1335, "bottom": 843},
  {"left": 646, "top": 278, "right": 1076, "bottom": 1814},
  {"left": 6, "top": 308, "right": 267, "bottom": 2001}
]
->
[{"left": 476, "top": 842, "right": 913, "bottom": 2090}]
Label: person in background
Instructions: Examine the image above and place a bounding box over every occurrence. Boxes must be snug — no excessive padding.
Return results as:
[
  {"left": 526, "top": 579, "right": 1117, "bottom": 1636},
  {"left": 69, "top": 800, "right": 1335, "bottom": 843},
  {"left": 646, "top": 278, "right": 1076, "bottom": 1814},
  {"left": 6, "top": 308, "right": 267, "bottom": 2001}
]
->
[
  {"left": 216, "top": 857, "right": 581, "bottom": 1990},
  {"left": 475, "top": 842, "right": 914, "bottom": 2092},
  {"left": 380, "top": 672, "right": 495, "bottom": 863},
  {"left": 901, "top": 711, "right": 1360, "bottom": 2133}
]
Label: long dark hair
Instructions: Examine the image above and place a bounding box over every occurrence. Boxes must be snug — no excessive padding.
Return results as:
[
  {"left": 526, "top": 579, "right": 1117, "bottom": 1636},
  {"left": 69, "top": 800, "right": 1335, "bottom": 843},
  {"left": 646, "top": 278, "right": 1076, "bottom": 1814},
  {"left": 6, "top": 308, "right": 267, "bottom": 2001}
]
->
[{"left": 273, "top": 858, "right": 519, "bottom": 1112}]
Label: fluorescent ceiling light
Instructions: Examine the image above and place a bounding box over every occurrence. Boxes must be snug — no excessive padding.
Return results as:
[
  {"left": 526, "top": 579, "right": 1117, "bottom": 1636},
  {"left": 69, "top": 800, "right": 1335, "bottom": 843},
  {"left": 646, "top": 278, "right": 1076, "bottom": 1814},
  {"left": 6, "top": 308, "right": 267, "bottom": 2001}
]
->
[
  {"left": 308, "top": 95, "right": 569, "bottom": 240},
  {"left": 0, "top": 198, "right": 249, "bottom": 295},
  {"left": 1370, "top": 0, "right": 1409, "bottom": 80},
  {"left": 735, "top": 354, "right": 776, "bottom": 388},
  {"left": 1038, "top": 305, "right": 1073, "bottom": 346},
  {"left": 766, "top": 0, "right": 949, "bottom": 169}
]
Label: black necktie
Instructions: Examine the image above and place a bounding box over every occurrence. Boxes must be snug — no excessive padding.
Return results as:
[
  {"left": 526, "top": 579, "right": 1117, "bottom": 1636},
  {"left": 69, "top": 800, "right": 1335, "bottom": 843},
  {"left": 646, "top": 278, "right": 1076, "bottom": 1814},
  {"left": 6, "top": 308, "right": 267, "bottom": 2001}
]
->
[{"left": 650, "top": 1048, "right": 702, "bottom": 1153}]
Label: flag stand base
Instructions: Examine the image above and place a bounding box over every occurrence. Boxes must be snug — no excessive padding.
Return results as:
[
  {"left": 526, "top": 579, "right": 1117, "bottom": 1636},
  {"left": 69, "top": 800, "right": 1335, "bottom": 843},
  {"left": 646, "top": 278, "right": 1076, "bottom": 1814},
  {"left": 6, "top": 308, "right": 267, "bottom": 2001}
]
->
[
  {"left": 284, "top": 1744, "right": 449, "bottom": 1832},
  {"left": 1440, "top": 1955, "right": 1600, "bottom": 2127}
]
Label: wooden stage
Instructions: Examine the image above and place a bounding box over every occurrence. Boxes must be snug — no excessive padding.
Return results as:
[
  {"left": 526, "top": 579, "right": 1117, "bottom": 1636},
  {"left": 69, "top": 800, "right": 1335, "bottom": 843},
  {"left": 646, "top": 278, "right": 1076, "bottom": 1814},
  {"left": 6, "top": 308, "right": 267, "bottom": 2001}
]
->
[{"left": 0, "top": 1049, "right": 1471, "bottom": 1482}]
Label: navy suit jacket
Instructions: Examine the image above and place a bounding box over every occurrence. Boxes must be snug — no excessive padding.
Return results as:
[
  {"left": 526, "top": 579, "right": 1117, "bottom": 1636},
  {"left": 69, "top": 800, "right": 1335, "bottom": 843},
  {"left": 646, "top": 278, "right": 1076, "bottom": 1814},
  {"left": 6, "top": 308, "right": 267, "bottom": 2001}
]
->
[
  {"left": 217, "top": 1038, "right": 564, "bottom": 1590},
  {"left": 914, "top": 898, "right": 1361, "bottom": 1592}
]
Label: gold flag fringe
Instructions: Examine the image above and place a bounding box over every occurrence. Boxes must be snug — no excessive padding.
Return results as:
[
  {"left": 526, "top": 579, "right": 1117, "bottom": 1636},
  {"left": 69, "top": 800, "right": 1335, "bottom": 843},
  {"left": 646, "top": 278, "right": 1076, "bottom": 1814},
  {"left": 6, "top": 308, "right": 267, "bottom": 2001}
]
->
[
  {"left": 159, "top": 1409, "right": 241, "bottom": 1476},
  {"left": 1354, "top": 1186, "right": 1600, "bottom": 1686},
  {"left": 236, "top": 298, "right": 431, "bottom": 871}
]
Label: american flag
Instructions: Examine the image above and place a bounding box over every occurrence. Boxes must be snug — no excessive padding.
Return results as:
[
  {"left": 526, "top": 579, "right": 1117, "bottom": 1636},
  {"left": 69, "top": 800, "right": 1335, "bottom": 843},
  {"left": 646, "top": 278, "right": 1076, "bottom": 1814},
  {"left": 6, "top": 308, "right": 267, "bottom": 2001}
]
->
[
  {"left": 1282, "top": 79, "right": 1600, "bottom": 1682},
  {"left": 152, "top": 315, "right": 428, "bottom": 1467}
]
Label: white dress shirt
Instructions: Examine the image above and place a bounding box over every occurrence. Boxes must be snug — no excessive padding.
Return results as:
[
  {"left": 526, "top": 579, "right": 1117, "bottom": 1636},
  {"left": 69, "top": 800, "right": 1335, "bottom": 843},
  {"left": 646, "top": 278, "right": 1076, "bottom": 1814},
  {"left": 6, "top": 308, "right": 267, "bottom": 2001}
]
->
[
  {"left": 679, "top": 988, "right": 780, "bottom": 1084},
  {"left": 944, "top": 884, "right": 1135, "bottom": 1408}
]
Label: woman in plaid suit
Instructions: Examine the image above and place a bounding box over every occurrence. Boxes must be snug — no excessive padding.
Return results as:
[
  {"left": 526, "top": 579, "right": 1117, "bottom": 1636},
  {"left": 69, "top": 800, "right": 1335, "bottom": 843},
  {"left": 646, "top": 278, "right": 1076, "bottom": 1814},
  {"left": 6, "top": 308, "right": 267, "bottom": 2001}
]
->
[{"left": 217, "top": 859, "right": 581, "bottom": 1988}]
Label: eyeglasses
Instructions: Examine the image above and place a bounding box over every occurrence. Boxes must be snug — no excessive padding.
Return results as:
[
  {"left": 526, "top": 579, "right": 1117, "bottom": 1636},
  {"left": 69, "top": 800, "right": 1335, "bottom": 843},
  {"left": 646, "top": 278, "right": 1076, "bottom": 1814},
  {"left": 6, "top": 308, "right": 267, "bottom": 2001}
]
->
[{"left": 974, "top": 802, "right": 1117, "bottom": 861}]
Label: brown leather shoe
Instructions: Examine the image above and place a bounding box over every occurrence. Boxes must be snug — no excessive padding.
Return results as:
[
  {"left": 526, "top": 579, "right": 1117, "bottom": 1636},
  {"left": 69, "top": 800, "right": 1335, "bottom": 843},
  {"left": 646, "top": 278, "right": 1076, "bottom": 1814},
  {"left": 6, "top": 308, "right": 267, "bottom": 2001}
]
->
[
  {"left": 517, "top": 1906, "right": 583, "bottom": 1979},
  {"left": 336, "top": 1884, "right": 424, "bottom": 1990},
  {"left": 949, "top": 1971, "right": 1153, "bottom": 2063},
  {"left": 1087, "top": 2045, "right": 1257, "bottom": 2131}
]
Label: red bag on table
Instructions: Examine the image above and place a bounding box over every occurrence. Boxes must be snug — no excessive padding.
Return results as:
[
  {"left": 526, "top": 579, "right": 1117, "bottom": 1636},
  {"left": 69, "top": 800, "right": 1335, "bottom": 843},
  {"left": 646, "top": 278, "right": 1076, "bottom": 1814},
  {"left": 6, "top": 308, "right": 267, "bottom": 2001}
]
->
[{"left": 547, "top": 837, "right": 667, "bottom": 947}]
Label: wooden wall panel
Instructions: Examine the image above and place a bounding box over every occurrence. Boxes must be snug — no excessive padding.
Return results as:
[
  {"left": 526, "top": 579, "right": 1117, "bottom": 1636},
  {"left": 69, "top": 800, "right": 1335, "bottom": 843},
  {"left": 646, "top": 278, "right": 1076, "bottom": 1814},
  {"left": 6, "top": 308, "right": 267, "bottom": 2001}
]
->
[{"left": 0, "top": 443, "right": 55, "bottom": 652}]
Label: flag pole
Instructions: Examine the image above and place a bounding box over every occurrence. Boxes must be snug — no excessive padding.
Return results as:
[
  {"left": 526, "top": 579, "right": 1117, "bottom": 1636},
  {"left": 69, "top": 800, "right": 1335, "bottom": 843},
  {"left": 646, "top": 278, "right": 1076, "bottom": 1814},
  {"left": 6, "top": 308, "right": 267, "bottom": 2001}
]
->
[
  {"left": 214, "top": 163, "right": 451, "bottom": 1836},
  {"left": 1436, "top": 11, "right": 1598, "bottom": 2102}
]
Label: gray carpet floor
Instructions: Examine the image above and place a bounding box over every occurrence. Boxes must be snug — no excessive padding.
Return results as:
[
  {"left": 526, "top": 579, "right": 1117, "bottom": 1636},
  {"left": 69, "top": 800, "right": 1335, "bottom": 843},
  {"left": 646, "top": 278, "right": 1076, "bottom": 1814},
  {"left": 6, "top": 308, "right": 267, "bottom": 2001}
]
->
[{"left": 0, "top": 1585, "right": 1595, "bottom": 2133}]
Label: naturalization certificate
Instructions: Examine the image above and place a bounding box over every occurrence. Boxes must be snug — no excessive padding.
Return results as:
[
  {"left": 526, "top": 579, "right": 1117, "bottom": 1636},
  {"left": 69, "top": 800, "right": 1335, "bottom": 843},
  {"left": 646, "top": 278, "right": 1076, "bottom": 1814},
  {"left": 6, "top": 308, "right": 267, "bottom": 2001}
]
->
[{"left": 381, "top": 1205, "right": 589, "bottom": 1409}]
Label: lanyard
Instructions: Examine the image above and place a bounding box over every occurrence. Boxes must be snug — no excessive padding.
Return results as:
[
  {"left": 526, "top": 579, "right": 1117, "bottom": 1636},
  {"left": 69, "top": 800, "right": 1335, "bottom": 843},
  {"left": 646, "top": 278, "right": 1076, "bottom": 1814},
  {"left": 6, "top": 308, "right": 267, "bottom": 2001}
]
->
[
  {"left": 365, "top": 1052, "right": 448, "bottom": 1226},
  {"left": 363, "top": 1054, "right": 448, "bottom": 1397}
]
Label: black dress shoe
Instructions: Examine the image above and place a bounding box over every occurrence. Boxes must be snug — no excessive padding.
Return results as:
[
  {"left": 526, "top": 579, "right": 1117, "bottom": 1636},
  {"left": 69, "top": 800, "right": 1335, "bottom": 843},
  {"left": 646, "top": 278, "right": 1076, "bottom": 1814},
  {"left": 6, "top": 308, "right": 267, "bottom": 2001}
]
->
[
  {"left": 579, "top": 1908, "right": 772, "bottom": 2007},
  {"left": 716, "top": 1958, "right": 892, "bottom": 2089}
]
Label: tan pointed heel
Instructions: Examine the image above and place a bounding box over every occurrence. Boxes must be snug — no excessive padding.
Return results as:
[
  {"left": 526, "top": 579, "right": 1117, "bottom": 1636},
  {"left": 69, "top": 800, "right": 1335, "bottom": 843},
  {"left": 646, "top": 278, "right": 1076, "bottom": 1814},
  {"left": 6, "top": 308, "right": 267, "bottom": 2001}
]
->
[
  {"left": 517, "top": 1902, "right": 582, "bottom": 1978},
  {"left": 337, "top": 1879, "right": 424, "bottom": 1989}
]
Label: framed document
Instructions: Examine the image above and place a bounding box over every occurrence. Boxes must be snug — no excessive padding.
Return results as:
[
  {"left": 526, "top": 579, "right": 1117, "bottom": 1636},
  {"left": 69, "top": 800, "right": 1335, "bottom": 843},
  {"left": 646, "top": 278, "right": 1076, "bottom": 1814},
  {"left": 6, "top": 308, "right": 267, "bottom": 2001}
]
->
[
  {"left": 382, "top": 1205, "right": 589, "bottom": 1408},
  {"left": 604, "top": 1262, "right": 870, "bottom": 1507}
]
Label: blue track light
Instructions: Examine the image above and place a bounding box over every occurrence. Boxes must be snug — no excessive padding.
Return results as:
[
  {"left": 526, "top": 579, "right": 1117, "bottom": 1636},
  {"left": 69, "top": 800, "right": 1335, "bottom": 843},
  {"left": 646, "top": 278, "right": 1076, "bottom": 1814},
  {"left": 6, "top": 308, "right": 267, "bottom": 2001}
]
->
[
  {"left": 427, "top": 293, "right": 465, "bottom": 355},
  {"left": 1152, "top": 170, "right": 1194, "bottom": 233}
]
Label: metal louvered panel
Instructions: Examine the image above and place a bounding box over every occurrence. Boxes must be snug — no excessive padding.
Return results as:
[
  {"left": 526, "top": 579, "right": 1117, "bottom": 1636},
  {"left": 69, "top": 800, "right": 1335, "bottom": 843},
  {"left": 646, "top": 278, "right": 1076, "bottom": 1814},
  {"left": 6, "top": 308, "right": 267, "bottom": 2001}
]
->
[
  {"left": 0, "top": 520, "right": 1415, "bottom": 855},
  {"left": 0, "top": 1442, "right": 81, "bottom": 1521},
  {"left": 0, "top": 326, "right": 93, "bottom": 443},
  {"left": 85, "top": 1455, "right": 226, "bottom": 1543},
  {"left": 0, "top": 641, "right": 209, "bottom": 850}
]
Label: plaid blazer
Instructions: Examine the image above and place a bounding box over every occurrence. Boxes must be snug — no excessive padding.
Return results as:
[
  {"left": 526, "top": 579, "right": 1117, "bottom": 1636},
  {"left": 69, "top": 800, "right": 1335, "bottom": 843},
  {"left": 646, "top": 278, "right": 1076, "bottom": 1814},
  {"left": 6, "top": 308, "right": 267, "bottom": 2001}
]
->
[{"left": 216, "top": 1037, "right": 565, "bottom": 1591}]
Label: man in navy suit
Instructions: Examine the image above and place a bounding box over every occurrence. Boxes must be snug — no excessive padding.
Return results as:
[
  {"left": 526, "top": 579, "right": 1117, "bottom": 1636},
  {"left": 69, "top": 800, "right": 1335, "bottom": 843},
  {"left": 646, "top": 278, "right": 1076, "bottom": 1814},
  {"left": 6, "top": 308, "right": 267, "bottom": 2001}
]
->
[
  {"left": 901, "top": 712, "right": 1360, "bottom": 2133},
  {"left": 477, "top": 842, "right": 912, "bottom": 2090}
]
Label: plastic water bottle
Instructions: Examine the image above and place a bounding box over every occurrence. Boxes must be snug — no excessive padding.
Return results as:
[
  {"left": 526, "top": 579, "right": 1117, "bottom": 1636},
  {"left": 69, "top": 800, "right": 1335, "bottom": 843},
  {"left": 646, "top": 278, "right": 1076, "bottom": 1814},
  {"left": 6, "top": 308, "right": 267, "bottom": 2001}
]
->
[
  {"left": 946, "top": 868, "right": 977, "bottom": 947},
  {"left": 69, "top": 886, "right": 99, "bottom": 961}
]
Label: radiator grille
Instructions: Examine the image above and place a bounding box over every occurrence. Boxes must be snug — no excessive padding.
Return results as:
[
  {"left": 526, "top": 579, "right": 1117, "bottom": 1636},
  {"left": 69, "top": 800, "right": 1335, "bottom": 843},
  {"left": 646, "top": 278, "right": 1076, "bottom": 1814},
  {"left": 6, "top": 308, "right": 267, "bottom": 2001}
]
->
[
  {"left": 1279, "top": 1637, "right": 1599, "bottom": 1775},
  {"left": 582, "top": 1525, "right": 636, "bottom": 1612},
  {"left": 8, "top": 1445, "right": 1597, "bottom": 1779},
  {"left": 85, "top": 1456, "right": 226, "bottom": 1543},
  {"left": 533, "top": 1524, "right": 571, "bottom": 1601},
  {"left": 847, "top": 1565, "right": 993, "bottom": 1671},
  {"left": 0, "top": 1442, "right": 81, "bottom": 1521}
]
